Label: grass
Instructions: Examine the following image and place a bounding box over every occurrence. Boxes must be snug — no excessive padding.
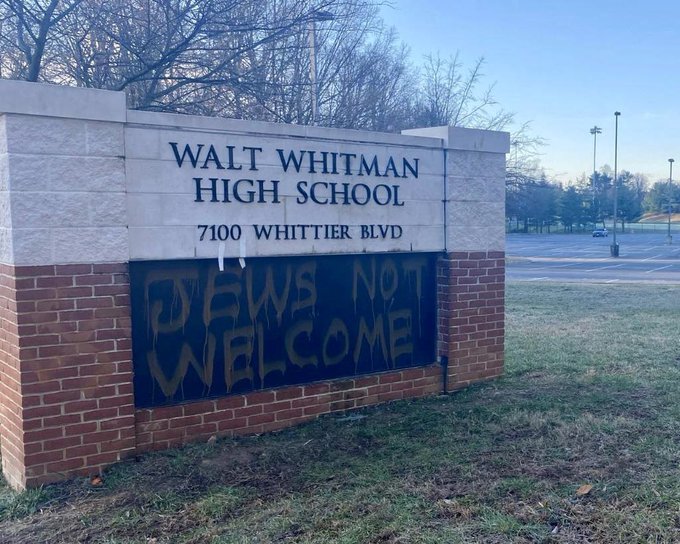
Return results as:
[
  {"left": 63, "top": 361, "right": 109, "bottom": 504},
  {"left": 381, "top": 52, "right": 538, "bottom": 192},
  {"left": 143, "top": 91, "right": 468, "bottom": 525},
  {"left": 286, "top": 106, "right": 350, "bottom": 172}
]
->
[{"left": 1, "top": 282, "right": 680, "bottom": 543}]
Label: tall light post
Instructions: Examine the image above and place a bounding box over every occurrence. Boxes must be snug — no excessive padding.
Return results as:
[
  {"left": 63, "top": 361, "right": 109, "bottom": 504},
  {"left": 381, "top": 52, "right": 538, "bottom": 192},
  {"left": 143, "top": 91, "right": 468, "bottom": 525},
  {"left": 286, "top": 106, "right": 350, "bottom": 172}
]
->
[
  {"left": 590, "top": 126, "right": 602, "bottom": 216},
  {"left": 308, "top": 9, "right": 334, "bottom": 126},
  {"left": 668, "top": 158, "right": 674, "bottom": 245},
  {"left": 611, "top": 111, "right": 621, "bottom": 257}
]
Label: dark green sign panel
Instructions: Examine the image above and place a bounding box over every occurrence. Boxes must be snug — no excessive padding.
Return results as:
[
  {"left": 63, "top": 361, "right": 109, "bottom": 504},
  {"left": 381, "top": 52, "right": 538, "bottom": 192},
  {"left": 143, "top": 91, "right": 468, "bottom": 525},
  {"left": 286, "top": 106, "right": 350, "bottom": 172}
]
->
[{"left": 130, "top": 253, "right": 436, "bottom": 408}]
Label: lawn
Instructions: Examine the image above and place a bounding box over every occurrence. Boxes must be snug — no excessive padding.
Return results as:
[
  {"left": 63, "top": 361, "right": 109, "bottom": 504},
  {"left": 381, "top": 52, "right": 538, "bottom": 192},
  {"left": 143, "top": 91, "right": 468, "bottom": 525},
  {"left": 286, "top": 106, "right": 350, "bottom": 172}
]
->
[{"left": 1, "top": 283, "right": 680, "bottom": 543}]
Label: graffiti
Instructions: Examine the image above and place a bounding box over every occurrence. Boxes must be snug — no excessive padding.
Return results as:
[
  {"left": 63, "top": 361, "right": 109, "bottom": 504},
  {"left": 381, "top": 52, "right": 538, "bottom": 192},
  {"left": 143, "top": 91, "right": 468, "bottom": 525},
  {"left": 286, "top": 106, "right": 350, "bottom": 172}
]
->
[{"left": 130, "top": 254, "right": 436, "bottom": 407}]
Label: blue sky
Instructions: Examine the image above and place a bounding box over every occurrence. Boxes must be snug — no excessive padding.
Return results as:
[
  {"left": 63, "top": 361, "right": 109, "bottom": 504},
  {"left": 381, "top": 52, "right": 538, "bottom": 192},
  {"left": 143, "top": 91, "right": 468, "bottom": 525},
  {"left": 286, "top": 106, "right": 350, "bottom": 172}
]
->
[{"left": 380, "top": 0, "right": 680, "bottom": 185}]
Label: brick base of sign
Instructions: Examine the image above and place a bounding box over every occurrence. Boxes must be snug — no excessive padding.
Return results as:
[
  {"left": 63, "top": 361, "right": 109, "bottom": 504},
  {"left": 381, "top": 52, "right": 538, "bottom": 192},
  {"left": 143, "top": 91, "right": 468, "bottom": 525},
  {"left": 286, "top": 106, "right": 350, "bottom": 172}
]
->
[
  {"left": 135, "top": 366, "right": 442, "bottom": 452},
  {"left": 438, "top": 252, "right": 505, "bottom": 391},
  {"left": 0, "top": 251, "right": 504, "bottom": 489}
]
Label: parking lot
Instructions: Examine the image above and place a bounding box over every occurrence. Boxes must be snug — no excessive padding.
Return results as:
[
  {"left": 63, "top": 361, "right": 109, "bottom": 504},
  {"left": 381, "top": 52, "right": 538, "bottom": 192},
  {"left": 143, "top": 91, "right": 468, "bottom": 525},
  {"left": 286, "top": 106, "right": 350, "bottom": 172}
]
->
[{"left": 507, "top": 233, "right": 680, "bottom": 284}]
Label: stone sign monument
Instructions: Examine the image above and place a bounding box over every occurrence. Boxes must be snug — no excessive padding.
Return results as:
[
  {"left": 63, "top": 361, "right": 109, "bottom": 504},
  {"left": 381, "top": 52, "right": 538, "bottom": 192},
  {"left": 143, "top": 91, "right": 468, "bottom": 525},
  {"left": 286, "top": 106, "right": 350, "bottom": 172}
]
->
[{"left": 0, "top": 80, "right": 508, "bottom": 489}]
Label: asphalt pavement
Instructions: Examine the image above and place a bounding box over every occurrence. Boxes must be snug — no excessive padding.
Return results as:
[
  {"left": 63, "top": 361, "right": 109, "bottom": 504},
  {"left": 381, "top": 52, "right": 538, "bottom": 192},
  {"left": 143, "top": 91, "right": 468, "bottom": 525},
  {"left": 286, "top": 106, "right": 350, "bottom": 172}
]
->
[{"left": 506, "top": 233, "right": 680, "bottom": 284}]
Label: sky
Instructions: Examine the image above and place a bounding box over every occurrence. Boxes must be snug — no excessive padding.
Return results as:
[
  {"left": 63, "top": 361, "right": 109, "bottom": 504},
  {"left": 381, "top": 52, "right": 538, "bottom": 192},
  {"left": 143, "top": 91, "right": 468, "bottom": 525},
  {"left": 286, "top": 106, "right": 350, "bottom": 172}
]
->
[{"left": 380, "top": 0, "right": 680, "bottom": 186}]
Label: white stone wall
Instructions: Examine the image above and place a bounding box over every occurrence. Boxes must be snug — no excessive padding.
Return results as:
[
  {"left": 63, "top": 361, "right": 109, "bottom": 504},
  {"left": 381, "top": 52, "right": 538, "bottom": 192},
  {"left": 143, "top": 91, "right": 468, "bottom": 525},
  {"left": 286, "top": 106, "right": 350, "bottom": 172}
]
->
[
  {"left": 402, "top": 126, "right": 509, "bottom": 252},
  {"left": 0, "top": 81, "right": 128, "bottom": 266},
  {"left": 125, "top": 111, "right": 446, "bottom": 260},
  {"left": 0, "top": 81, "right": 509, "bottom": 266}
]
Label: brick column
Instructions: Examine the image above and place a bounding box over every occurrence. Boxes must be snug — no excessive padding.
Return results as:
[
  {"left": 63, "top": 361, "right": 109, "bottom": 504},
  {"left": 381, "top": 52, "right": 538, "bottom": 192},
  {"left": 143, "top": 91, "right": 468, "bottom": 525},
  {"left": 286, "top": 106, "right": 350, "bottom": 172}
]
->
[
  {"left": 438, "top": 252, "right": 504, "bottom": 391},
  {"left": 0, "top": 264, "right": 135, "bottom": 488}
]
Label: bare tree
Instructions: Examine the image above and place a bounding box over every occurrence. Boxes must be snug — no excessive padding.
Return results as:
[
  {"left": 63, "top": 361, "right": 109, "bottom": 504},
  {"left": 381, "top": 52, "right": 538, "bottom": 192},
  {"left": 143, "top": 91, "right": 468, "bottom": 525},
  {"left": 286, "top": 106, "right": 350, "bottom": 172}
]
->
[
  {"left": 60, "top": 0, "right": 339, "bottom": 112},
  {"left": 412, "top": 53, "right": 513, "bottom": 130},
  {"left": 0, "top": 0, "right": 83, "bottom": 81},
  {"left": 0, "top": 0, "right": 539, "bottom": 145}
]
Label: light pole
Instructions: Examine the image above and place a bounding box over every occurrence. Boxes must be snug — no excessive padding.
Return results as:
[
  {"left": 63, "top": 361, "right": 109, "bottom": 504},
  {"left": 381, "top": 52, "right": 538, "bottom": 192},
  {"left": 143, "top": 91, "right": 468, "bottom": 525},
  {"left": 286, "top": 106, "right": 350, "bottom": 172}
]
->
[
  {"left": 308, "top": 9, "right": 334, "bottom": 126},
  {"left": 611, "top": 111, "right": 621, "bottom": 257},
  {"left": 590, "top": 126, "right": 602, "bottom": 217},
  {"left": 668, "top": 158, "right": 674, "bottom": 245}
]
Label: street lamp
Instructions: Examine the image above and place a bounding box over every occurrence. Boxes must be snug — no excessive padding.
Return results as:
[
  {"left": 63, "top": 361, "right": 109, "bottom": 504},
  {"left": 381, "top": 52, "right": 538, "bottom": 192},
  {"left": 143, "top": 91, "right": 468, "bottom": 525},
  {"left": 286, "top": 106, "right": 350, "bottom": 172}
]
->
[
  {"left": 590, "top": 126, "right": 602, "bottom": 215},
  {"left": 611, "top": 111, "right": 621, "bottom": 257},
  {"left": 668, "top": 158, "right": 674, "bottom": 245},
  {"left": 308, "top": 9, "right": 334, "bottom": 125}
]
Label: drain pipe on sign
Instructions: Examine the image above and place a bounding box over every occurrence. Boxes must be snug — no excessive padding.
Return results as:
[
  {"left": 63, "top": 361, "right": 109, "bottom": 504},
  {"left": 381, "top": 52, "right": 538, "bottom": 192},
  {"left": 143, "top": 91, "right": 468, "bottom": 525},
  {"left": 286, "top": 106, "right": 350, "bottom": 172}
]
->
[
  {"left": 441, "top": 147, "right": 449, "bottom": 394},
  {"left": 441, "top": 356, "right": 449, "bottom": 393}
]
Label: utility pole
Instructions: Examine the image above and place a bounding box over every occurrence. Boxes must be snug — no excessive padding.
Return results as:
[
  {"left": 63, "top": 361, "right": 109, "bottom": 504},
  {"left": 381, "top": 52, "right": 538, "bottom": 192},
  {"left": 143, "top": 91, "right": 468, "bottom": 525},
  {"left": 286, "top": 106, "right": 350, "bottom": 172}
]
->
[
  {"left": 308, "top": 10, "right": 334, "bottom": 125},
  {"left": 590, "top": 126, "right": 602, "bottom": 220},
  {"left": 611, "top": 112, "right": 620, "bottom": 257},
  {"left": 668, "top": 158, "right": 674, "bottom": 245}
]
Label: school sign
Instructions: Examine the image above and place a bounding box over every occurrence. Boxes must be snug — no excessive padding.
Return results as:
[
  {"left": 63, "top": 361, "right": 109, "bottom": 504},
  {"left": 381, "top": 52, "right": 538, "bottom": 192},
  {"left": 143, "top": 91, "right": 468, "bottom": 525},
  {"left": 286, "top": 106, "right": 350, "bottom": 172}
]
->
[{"left": 0, "top": 80, "right": 508, "bottom": 489}]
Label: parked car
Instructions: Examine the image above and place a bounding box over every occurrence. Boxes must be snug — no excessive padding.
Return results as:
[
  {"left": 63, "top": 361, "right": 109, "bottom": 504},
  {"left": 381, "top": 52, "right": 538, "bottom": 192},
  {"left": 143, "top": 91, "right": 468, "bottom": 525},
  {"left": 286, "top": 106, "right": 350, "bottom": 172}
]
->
[{"left": 592, "top": 228, "right": 608, "bottom": 237}]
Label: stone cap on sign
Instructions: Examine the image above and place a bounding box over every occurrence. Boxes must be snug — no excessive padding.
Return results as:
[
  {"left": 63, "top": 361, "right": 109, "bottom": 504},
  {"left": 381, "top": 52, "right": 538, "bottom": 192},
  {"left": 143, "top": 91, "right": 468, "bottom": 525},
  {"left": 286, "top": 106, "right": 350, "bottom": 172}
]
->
[
  {"left": 127, "top": 109, "right": 444, "bottom": 149},
  {"left": 401, "top": 126, "right": 510, "bottom": 154},
  {"left": 0, "top": 79, "right": 126, "bottom": 123}
]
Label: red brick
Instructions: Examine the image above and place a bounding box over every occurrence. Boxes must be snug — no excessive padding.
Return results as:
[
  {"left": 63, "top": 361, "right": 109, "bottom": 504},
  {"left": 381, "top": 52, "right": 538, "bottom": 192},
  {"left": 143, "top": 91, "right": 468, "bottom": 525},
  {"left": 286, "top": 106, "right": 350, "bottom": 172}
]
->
[
  {"left": 25, "top": 450, "right": 65, "bottom": 466},
  {"left": 203, "top": 410, "right": 234, "bottom": 424},
  {"left": 77, "top": 340, "right": 115, "bottom": 354},
  {"left": 182, "top": 401, "right": 214, "bottom": 417},
  {"left": 19, "top": 334, "right": 60, "bottom": 347},
  {"left": 16, "top": 288, "right": 57, "bottom": 301},
  {"left": 245, "top": 391, "right": 275, "bottom": 405},
  {"left": 275, "top": 408, "right": 304, "bottom": 421},
  {"left": 24, "top": 426, "right": 65, "bottom": 443},
  {"left": 76, "top": 298, "right": 113, "bottom": 310},
  {"left": 64, "top": 422, "right": 98, "bottom": 437},
  {"left": 95, "top": 328, "right": 128, "bottom": 341},
  {"left": 54, "top": 264, "right": 92, "bottom": 275},
  {"left": 391, "top": 381, "right": 416, "bottom": 393},
  {"left": 401, "top": 368, "right": 425, "bottom": 380},
  {"left": 378, "top": 372, "right": 402, "bottom": 384},
  {"left": 303, "top": 404, "right": 330, "bottom": 416},
  {"left": 169, "top": 415, "right": 202, "bottom": 429},
  {"left": 304, "top": 383, "right": 330, "bottom": 395},
  {"left": 83, "top": 430, "right": 122, "bottom": 445},
  {"left": 274, "top": 386, "right": 303, "bottom": 401},
  {"left": 86, "top": 452, "right": 122, "bottom": 466},
  {"left": 45, "top": 458, "right": 85, "bottom": 472},
  {"left": 248, "top": 413, "right": 276, "bottom": 426},
  {"left": 149, "top": 405, "right": 184, "bottom": 421},
  {"left": 43, "top": 436, "right": 83, "bottom": 452},
  {"left": 22, "top": 380, "right": 63, "bottom": 395},
  {"left": 330, "top": 379, "right": 355, "bottom": 392},
  {"left": 330, "top": 399, "right": 356, "bottom": 411},
  {"left": 83, "top": 408, "right": 121, "bottom": 422},
  {"left": 292, "top": 396, "right": 324, "bottom": 409},
  {"left": 36, "top": 276, "right": 74, "bottom": 288},
  {"left": 217, "top": 417, "right": 248, "bottom": 431},
  {"left": 263, "top": 400, "right": 291, "bottom": 413},
  {"left": 184, "top": 423, "right": 217, "bottom": 437},
  {"left": 42, "top": 390, "right": 82, "bottom": 404},
  {"left": 92, "top": 263, "right": 128, "bottom": 274},
  {"left": 233, "top": 405, "right": 263, "bottom": 418},
  {"left": 94, "top": 285, "right": 129, "bottom": 296},
  {"left": 77, "top": 318, "right": 113, "bottom": 331},
  {"left": 36, "top": 321, "right": 77, "bottom": 334},
  {"left": 366, "top": 384, "right": 391, "bottom": 396},
  {"left": 75, "top": 275, "right": 113, "bottom": 286}
]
